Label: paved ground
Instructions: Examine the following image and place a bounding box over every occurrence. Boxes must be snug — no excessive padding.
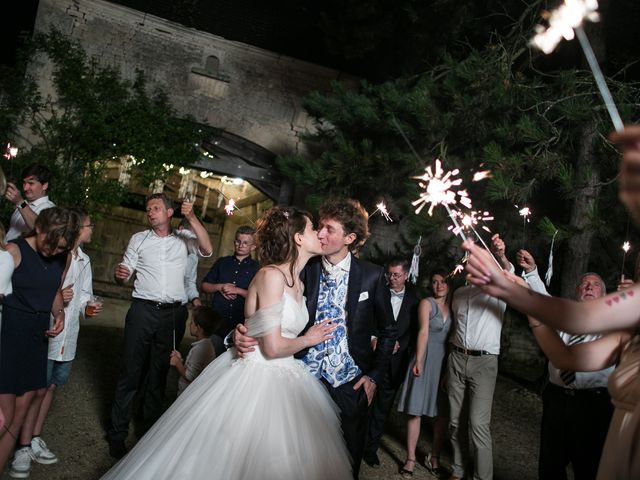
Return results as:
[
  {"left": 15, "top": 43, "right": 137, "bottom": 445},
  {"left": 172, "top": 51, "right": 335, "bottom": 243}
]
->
[{"left": 2, "top": 297, "right": 542, "bottom": 480}]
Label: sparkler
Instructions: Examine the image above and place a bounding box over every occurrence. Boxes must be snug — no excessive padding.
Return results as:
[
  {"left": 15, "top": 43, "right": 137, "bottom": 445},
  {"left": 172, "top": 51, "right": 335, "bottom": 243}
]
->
[
  {"left": 516, "top": 205, "right": 532, "bottom": 248},
  {"left": 621, "top": 241, "right": 631, "bottom": 281},
  {"left": 412, "top": 159, "right": 472, "bottom": 241},
  {"left": 446, "top": 258, "right": 467, "bottom": 280},
  {"left": 3, "top": 143, "right": 18, "bottom": 160},
  {"left": 451, "top": 210, "right": 502, "bottom": 268},
  {"left": 408, "top": 236, "right": 421, "bottom": 284},
  {"left": 224, "top": 198, "right": 236, "bottom": 216},
  {"left": 472, "top": 170, "right": 492, "bottom": 182},
  {"left": 4, "top": 143, "right": 18, "bottom": 180},
  {"left": 372, "top": 201, "right": 393, "bottom": 222},
  {"left": 530, "top": 0, "right": 623, "bottom": 132}
]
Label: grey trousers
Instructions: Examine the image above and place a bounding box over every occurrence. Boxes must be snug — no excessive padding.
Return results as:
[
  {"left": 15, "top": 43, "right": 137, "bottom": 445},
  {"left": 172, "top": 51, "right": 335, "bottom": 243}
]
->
[{"left": 447, "top": 350, "right": 498, "bottom": 480}]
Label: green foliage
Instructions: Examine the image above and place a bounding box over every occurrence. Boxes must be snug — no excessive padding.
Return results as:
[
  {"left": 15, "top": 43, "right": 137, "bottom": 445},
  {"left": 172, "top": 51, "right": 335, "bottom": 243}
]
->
[
  {"left": 2, "top": 28, "right": 207, "bottom": 212},
  {"left": 277, "top": 12, "right": 640, "bottom": 278}
]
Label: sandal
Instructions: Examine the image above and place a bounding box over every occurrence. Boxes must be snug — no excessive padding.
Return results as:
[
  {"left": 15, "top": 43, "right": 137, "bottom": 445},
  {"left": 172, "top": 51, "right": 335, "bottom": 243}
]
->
[
  {"left": 426, "top": 454, "right": 448, "bottom": 478},
  {"left": 399, "top": 458, "right": 416, "bottom": 478}
]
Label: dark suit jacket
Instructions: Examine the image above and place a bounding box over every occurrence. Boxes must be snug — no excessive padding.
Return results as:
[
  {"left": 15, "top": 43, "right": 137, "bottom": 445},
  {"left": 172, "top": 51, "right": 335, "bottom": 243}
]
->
[
  {"left": 383, "top": 287, "right": 420, "bottom": 386},
  {"left": 297, "top": 255, "right": 397, "bottom": 385}
]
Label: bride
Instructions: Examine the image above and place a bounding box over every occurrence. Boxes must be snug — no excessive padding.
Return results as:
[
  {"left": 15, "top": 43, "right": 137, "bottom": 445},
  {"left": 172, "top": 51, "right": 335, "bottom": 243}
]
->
[{"left": 101, "top": 207, "right": 352, "bottom": 479}]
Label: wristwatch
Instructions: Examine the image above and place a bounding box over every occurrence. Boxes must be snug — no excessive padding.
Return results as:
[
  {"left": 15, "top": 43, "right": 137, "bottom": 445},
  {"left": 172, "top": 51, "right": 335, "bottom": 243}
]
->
[{"left": 18, "top": 201, "right": 28, "bottom": 209}]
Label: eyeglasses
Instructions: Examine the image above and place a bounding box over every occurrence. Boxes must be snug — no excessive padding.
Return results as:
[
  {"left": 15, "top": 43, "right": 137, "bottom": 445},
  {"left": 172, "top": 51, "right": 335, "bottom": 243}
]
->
[
  {"left": 234, "top": 240, "right": 254, "bottom": 247},
  {"left": 82, "top": 224, "right": 96, "bottom": 228},
  {"left": 385, "top": 272, "right": 406, "bottom": 279}
]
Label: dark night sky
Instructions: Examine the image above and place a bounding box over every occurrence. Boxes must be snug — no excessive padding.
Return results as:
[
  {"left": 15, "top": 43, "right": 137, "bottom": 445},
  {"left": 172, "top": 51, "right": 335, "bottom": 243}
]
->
[
  {"left": 2, "top": 0, "right": 639, "bottom": 80},
  {"left": 0, "top": 0, "right": 39, "bottom": 67}
]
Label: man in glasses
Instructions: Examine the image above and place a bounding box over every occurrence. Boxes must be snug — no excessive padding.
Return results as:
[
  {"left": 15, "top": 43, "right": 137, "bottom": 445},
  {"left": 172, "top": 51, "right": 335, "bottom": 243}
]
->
[
  {"left": 364, "top": 258, "right": 419, "bottom": 468},
  {"left": 201, "top": 225, "right": 258, "bottom": 356}
]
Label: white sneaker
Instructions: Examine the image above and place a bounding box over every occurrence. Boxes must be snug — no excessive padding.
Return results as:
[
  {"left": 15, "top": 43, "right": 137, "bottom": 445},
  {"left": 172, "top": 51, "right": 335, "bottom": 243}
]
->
[
  {"left": 31, "top": 437, "right": 58, "bottom": 464},
  {"left": 9, "top": 447, "right": 34, "bottom": 478}
]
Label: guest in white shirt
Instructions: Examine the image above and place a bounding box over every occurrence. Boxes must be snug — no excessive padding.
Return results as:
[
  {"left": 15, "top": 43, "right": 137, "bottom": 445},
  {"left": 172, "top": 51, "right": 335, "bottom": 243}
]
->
[
  {"left": 518, "top": 251, "right": 613, "bottom": 480},
  {"left": 107, "top": 193, "right": 212, "bottom": 459},
  {"left": 4, "top": 164, "right": 55, "bottom": 241},
  {"left": 447, "top": 234, "right": 545, "bottom": 480}
]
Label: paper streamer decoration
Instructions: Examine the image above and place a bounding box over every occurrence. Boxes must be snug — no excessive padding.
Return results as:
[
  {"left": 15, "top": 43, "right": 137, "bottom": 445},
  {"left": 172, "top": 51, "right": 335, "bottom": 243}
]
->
[
  {"left": 409, "top": 236, "right": 422, "bottom": 284},
  {"left": 545, "top": 229, "right": 559, "bottom": 287}
]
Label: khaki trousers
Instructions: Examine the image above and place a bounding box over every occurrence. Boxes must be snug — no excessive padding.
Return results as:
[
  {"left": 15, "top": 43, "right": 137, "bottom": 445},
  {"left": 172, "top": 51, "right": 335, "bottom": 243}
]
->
[{"left": 447, "top": 350, "right": 498, "bottom": 480}]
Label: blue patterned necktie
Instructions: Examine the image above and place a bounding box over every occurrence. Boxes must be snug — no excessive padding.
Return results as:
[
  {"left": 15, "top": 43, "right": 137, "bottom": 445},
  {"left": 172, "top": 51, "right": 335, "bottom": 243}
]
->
[{"left": 301, "top": 268, "right": 360, "bottom": 386}]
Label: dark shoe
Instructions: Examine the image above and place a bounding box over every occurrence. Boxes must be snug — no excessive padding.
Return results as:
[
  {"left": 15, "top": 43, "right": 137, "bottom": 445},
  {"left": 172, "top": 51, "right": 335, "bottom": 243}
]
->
[
  {"left": 426, "top": 454, "right": 449, "bottom": 478},
  {"left": 108, "top": 438, "right": 128, "bottom": 459},
  {"left": 399, "top": 459, "right": 415, "bottom": 478},
  {"left": 363, "top": 452, "right": 380, "bottom": 468}
]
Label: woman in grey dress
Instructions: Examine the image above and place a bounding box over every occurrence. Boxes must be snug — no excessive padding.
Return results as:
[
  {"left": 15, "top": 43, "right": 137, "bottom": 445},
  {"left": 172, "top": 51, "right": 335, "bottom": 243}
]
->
[{"left": 397, "top": 271, "right": 452, "bottom": 478}]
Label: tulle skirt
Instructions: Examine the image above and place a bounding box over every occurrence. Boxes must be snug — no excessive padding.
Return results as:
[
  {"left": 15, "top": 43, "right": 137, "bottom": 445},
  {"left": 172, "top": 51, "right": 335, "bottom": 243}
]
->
[{"left": 101, "top": 349, "right": 352, "bottom": 479}]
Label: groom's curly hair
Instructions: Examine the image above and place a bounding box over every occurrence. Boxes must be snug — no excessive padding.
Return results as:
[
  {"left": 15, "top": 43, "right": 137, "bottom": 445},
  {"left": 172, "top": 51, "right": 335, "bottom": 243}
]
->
[
  {"left": 319, "top": 198, "right": 370, "bottom": 253},
  {"left": 255, "top": 207, "right": 312, "bottom": 280}
]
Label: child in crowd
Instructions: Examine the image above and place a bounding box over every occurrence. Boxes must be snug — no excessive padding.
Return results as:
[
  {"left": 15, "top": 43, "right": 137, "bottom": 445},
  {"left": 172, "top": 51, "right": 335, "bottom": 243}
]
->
[
  {"left": 201, "top": 225, "right": 258, "bottom": 356},
  {"left": 170, "top": 306, "right": 219, "bottom": 396}
]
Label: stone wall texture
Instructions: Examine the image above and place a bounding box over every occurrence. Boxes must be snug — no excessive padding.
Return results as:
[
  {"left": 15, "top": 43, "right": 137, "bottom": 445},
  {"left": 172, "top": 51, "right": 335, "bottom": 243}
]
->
[{"left": 34, "top": 0, "right": 357, "bottom": 157}]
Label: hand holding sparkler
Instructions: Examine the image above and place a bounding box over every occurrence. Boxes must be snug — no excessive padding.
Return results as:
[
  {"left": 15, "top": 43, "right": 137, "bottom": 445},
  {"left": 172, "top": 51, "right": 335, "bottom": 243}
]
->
[
  {"left": 490, "top": 234, "right": 513, "bottom": 271},
  {"left": 3, "top": 182, "right": 24, "bottom": 206},
  {"left": 181, "top": 198, "right": 196, "bottom": 222},
  {"left": 516, "top": 250, "right": 537, "bottom": 274}
]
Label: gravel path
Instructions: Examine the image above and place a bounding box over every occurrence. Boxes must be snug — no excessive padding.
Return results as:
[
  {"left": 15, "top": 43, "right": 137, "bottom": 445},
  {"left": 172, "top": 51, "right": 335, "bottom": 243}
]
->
[{"left": 2, "top": 298, "right": 542, "bottom": 480}]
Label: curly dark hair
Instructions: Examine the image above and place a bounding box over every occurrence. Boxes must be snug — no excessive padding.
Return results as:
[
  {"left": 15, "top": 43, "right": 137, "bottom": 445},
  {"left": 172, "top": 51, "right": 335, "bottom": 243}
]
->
[
  {"left": 255, "top": 207, "right": 312, "bottom": 282},
  {"left": 319, "top": 198, "right": 369, "bottom": 253},
  {"left": 33, "top": 207, "right": 80, "bottom": 255}
]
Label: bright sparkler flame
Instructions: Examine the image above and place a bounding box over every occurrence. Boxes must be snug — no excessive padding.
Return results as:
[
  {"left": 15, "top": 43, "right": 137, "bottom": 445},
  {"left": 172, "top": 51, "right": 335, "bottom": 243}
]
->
[
  {"left": 530, "top": 0, "right": 600, "bottom": 54},
  {"left": 373, "top": 201, "right": 393, "bottom": 222},
  {"left": 446, "top": 262, "right": 466, "bottom": 279},
  {"left": 448, "top": 210, "right": 495, "bottom": 236},
  {"left": 413, "top": 159, "right": 472, "bottom": 216},
  {"left": 4, "top": 143, "right": 18, "bottom": 160},
  {"left": 224, "top": 198, "right": 235, "bottom": 215},
  {"left": 472, "top": 171, "right": 492, "bottom": 182},
  {"left": 623, "top": 241, "right": 631, "bottom": 253},
  {"left": 518, "top": 206, "right": 532, "bottom": 221}
]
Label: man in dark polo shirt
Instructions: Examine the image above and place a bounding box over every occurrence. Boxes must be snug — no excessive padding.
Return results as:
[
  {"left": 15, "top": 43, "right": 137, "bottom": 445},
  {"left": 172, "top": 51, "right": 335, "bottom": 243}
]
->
[{"left": 201, "top": 225, "right": 258, "bottom": 355}]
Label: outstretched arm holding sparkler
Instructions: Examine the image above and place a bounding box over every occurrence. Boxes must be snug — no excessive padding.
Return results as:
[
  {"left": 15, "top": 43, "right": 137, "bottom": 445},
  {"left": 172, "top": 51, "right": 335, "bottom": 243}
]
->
[{"left": 489, "top": 234, "right": 513, "bottom": 271}]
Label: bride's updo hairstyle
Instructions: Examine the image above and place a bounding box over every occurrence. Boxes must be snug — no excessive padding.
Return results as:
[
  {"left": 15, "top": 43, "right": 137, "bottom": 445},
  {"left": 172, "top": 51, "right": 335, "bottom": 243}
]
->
[{"left": 255, "top": 207, "right": 312, "bottom": 270}]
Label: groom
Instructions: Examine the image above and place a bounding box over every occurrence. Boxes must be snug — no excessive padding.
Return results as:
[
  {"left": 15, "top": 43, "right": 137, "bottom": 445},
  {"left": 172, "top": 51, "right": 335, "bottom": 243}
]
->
[{"left": 236, "top": 198, "right": 397, "bottom": 478}]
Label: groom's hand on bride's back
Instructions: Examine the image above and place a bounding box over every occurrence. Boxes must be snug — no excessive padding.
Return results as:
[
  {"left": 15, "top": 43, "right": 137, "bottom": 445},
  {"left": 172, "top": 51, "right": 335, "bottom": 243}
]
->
[{"left": 234, "top": 323, "right": 258, "bottom": 357}]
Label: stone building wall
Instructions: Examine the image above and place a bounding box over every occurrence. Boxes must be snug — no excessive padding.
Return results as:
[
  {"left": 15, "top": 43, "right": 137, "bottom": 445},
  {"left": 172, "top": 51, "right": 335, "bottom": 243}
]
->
[{"left": 33, "top": 0, "right": 357, "bottom": 157}]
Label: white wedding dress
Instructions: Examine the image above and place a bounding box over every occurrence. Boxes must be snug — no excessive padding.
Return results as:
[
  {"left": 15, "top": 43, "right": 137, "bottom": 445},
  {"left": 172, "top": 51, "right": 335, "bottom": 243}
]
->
[{"left": 101, "top": 293, "right": 352, "bottom": 480}]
